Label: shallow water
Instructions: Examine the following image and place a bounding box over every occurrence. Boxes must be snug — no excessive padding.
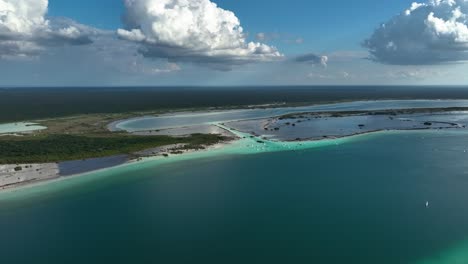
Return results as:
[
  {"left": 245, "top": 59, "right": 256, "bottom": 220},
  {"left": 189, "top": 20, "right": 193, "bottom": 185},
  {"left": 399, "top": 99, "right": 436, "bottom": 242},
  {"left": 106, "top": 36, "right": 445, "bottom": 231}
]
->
[
  {"left": 114, "top": 100, "right": 468, "bottom": 132},
  {"left": 2, "top": 130, "right": 468, "bottom": 264},
  {"left": 227, "top": 112, "right": 468, "bottom": 141},
  {"left": 132, "top": 124, "right": 233, "bottom": 136},
  {"left": 0, "top": 122, "right": 46, "bottom": 134}
]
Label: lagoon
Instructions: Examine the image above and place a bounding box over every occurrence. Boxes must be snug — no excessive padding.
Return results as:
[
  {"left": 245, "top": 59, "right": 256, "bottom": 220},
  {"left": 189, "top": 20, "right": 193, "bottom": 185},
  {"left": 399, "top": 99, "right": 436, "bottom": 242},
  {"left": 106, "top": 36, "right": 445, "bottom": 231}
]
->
[{"left": 114, "top": 100, "right": 468, "bottom": 132}]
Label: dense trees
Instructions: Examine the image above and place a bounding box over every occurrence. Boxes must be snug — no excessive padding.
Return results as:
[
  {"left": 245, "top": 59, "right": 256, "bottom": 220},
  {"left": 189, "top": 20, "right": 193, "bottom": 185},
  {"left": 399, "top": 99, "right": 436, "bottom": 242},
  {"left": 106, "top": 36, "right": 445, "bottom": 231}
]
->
[{"left": 0, "top": 134, "right": 226, "bottom": 164}]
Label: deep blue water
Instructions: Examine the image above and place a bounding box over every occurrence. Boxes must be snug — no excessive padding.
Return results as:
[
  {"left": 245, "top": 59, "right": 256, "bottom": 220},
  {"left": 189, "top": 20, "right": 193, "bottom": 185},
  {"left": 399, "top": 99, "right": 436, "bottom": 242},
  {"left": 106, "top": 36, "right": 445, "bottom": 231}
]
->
[{"left": 2, "top": 131, "right": 468, "bottom": 263}]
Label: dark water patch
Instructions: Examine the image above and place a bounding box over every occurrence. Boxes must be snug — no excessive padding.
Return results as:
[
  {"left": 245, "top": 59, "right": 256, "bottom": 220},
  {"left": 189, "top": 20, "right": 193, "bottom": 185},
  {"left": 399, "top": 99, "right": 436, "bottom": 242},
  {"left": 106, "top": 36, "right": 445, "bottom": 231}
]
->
[
  {"left": 58, "top": 155, "right": 128, "bottom": 176},
  {"left": 228, "top": 111, "right": 468, "bottom": 141}
]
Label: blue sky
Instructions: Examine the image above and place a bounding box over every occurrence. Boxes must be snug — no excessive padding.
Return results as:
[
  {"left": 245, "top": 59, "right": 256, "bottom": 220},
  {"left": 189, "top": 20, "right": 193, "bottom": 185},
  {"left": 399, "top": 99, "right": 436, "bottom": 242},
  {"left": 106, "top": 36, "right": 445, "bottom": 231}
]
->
[
  {"left": 48, "top": 0, "right": 414, "bottom": 52},
  {"left": 48, "top": 0, "right": 123, "bottom": 30},
  {"left": 1, "top": 0, "right": 468, "bottom": 86}
]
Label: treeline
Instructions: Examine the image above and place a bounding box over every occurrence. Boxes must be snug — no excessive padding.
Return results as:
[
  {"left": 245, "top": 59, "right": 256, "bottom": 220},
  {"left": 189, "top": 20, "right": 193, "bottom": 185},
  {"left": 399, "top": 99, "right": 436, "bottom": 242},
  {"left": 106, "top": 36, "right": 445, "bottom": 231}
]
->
[
  {"left": 2, "top": 86, "right": 468, "bottom": 123},
  {"left": 0, "top": 134, "right": 226, "bottom": 164}
]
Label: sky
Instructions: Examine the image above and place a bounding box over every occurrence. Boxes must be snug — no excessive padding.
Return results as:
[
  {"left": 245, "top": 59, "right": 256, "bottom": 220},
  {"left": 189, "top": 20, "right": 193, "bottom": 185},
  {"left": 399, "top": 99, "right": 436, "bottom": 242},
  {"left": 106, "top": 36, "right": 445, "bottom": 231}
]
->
[{"left": 1, "top": 0, "right": 468, "bottom": 86}]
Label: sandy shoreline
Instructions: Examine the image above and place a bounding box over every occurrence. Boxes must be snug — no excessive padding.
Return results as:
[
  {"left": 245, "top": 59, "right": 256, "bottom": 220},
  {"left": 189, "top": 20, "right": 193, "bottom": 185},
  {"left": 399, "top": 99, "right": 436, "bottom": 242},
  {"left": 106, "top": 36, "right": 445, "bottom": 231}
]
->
[
  {"left": 0, "top": 129, "right": 350, "bottom": 196},
  {"left": 2, "top": 122, "right": 466, "bottom": 192},
  {"left": 5, "top": 101, "right": 468, "bottom": 194},
  {"left": 0, "top": 163, "right": 59, "bottom": 190},
  {"left": 0, "top": 117, "right": 238, "bottom": 192},
  {"left": 0, "top": 138, "right": 236, "bottom": 192},
  {"left": 3, "top": 127, "right": 467, "bottom": 199}
]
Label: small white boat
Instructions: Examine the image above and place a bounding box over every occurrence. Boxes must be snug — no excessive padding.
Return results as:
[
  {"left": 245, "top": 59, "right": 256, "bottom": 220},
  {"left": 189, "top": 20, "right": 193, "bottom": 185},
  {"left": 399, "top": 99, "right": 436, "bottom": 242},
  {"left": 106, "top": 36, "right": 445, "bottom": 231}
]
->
[{"left": 426, "top": 201, "right": 429, "bottom": 208}]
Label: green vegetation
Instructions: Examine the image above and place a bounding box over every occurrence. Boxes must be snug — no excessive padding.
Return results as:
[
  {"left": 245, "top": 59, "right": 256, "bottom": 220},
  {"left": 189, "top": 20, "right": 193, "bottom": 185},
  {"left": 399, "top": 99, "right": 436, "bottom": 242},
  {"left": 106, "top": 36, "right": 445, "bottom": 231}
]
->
[
  {"left": 0, "top": 134, "right": 228, "bottom": 164},
  {"left": 0, "top": 104, "right": 234, "bottom": 165},
  {"left": 38, "top": 113, "right": 135, "bottom": 134},
  {"left": 4, "top": 87, "right": 468, "bottom": 123}
]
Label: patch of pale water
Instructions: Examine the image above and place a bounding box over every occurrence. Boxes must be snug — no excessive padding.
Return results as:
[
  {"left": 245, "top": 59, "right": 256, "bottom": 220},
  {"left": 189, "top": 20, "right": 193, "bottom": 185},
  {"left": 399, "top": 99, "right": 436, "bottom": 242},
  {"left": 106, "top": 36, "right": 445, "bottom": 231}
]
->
[
  {"left": 112, "top": 100, "right": 468, "bottom": 132},
  {"left": 0, "top": 122, "right": 46, "bottom": 134}
]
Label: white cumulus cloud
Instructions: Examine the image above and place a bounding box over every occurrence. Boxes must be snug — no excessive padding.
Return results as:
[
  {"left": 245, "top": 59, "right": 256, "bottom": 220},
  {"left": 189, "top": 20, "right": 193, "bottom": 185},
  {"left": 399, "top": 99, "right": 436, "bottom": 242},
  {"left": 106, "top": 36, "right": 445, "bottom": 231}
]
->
[
  {"left": 0, "top": 0, "right": 95, "bottom": 58},
  {"left": 364, "top": 0, "right": 468, "bottom": 65},
  {"left": 118, "top": 0, "right": 282, "bottom": 69}
]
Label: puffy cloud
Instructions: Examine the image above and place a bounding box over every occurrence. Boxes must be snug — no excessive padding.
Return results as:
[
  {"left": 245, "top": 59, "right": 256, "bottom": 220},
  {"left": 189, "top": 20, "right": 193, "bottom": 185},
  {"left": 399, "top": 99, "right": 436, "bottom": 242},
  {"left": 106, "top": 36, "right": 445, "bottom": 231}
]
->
[
  {"left": 0, "top": 0, "right": 94, "bottom": 58},
  {"left": 364, "top": 0, "right": 468, "bottom": 65},
  {"left": 118, "top": 0, "right": 282, "bottom": 69},
  {"left": 295, "top": 53, "right": 328, "bottom": 67}
]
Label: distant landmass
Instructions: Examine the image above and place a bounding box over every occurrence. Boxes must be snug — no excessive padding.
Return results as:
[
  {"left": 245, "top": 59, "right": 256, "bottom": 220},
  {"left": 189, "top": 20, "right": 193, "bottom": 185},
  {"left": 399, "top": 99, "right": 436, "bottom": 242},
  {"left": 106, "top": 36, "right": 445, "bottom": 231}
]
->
[{"left": 2, "top": 86, "right": 468, "bottom": 123}]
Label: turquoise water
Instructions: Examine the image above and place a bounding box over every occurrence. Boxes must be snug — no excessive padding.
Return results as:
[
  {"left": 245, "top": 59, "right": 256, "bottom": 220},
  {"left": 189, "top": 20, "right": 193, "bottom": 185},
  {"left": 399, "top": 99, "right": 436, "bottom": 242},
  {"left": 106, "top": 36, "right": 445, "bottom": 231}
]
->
[
  {"left": 0, "top": 122, "right": 46, "bottom": 134},
  {"left": 2, "top": 130, "right": 468, "bottom": 263}
]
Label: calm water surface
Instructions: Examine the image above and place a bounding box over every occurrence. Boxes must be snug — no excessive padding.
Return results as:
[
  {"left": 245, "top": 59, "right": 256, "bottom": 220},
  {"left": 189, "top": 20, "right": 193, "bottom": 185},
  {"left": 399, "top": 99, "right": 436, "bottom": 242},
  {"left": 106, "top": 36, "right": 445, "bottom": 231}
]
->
[
  {"left": 115, "top": 100, "right": 468, "bottom": 131},
  {"left": 2, "top": 131, "right": 468, "bottom": 263}
]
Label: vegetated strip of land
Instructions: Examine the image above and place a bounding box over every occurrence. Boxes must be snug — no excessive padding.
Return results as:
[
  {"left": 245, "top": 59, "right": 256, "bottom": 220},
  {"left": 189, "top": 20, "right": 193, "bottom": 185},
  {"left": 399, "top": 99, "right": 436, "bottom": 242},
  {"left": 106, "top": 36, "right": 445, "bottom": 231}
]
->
[
  {"left": 0, "top": 133, "right": 228, "bottom": 164},
  {"left": 277, "top": 107, "right": 468, "bottom": 119},
  {"left": 4, "top": 86, "right": 468, "bottom": 123}
]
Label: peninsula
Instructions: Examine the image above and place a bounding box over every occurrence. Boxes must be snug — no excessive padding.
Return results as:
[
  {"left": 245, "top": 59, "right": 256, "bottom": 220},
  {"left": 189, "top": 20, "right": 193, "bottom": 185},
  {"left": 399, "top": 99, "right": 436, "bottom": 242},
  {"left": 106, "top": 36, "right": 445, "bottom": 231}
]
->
[{"left": 2, "top": 101, "right": 468, "bottom": 190}]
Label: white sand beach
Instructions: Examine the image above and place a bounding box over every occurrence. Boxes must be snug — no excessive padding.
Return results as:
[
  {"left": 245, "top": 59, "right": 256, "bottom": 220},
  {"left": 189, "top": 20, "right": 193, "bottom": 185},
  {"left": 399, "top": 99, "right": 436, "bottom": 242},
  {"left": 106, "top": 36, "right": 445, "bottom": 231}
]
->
[{"left": 0, "top": 163, "right": 59, "bottom": 190}]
